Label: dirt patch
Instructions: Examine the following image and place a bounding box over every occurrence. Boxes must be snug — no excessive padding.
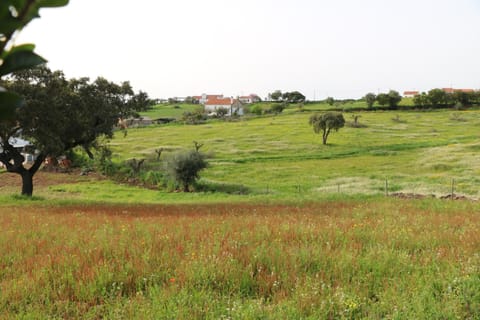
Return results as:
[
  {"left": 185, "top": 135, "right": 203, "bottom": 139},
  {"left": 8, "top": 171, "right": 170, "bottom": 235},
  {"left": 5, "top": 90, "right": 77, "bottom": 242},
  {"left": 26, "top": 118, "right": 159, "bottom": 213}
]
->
[
  {"left": 0, "top": 169, "right": 104, "bottom": 191},
  {"left": 390, "top": 192, "right": 475, "bottom": 201}
]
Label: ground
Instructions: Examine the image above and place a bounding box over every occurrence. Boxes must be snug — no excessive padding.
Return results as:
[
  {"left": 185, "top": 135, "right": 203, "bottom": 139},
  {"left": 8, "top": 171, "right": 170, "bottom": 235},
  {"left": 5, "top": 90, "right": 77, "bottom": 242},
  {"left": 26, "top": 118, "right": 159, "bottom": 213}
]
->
[{"left": 0, "top": 169, "right": 103, "bottom": 194}]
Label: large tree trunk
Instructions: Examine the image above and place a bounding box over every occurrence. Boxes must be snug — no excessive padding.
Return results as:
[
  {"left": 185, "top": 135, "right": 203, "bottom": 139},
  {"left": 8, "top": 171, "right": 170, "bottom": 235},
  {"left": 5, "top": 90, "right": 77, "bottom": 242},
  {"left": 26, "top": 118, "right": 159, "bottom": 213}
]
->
[
  {"left": 21, "top": 170, "right": 34, "bottom": 196},
  {"left": 0, "top": 141, "right": 45, "bottom": 197}
]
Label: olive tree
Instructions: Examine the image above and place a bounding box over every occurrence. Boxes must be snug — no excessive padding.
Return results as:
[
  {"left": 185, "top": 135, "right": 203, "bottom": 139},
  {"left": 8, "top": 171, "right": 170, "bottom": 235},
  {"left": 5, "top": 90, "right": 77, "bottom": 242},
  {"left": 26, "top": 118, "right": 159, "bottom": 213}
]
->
[
  {"left": 309, "top": 112, "right": 345, "bottom": 145},
  {"left": 165, "top": 149, "right": 208, "bottom": 192}
]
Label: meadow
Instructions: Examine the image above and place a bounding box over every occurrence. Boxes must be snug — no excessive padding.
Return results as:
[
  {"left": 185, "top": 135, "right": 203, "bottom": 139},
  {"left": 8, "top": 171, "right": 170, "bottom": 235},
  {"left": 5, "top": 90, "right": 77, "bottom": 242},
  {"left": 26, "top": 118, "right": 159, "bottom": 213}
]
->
[
  {"left": 112, "top": 108, "right": 480, "bottom": 199},
  {"left": 1, "top": 107, "right": 480, "bottom": 318},
  {"left": 0, "top": 199, "right": 478, "bottom": 318}
]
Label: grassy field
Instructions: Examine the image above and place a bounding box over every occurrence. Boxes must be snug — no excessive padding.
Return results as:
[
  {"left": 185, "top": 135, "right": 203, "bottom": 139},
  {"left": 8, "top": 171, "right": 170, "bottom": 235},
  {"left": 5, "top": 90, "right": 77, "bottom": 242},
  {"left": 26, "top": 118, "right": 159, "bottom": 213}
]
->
[
  {"left": 139, "top": 103, "right": 202, "bottom": 119},
  {"left": 1, "top": 108, "right": 479, "bottom": 318},
  {"left": 0, "top": 199, "right": 478, "bottom": 318},
  {"left": 105, "top": 109, "right": 480, "bottom": 199}
]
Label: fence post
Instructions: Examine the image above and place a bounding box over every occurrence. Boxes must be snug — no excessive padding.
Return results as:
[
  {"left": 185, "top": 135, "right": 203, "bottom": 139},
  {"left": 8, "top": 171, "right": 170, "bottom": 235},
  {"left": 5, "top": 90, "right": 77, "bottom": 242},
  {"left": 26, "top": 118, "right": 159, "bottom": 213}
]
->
[{"left": 451, "top": 178, "right": 455, "bottom": 200}]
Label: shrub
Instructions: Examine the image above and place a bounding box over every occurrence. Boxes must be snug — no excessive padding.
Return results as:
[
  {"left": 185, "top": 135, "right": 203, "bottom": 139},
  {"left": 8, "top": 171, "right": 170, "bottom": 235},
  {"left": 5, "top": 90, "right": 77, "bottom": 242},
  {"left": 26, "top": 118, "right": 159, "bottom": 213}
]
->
[
  {"left": 249, "top": 105, "right": 263, "bottom": 115},
  {"left": 182, "top": 110, "right": 207, "bottom": 124},
  {"left": 165, "top": 150, "right": 208, "bottom": 192},
  {"left": 269, "top": 103, "right": 285, "bottom": 114}
]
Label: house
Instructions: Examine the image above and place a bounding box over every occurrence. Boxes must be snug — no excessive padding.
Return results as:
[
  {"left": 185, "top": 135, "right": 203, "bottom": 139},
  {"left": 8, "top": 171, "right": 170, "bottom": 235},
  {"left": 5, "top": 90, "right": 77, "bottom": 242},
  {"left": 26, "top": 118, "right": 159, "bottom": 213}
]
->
[
  {"left": 199, "top": 94, "right": 224, "bottom": 105},
  {"left": 442, "top": 88, "right": 475, "bottom": 94},
  {"left": 403, "top": 91, "right": 419, "bottom": 97},
  {"left": 238, "top": 94, "right": 261, "bottom": 104},
  {"left": 0, "top": 137, "right": 38, "bottom": 167},
  {"left": 204, "top": 97, "right": 244, "bottom": 116}
]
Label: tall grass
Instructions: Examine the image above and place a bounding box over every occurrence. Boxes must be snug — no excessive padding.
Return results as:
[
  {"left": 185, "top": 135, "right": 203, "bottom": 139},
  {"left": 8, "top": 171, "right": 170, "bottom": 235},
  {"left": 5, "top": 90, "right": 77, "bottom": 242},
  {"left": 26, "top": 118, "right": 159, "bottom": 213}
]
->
[{"left": 0, "top": 199, "right": 478, "bottom": 318}]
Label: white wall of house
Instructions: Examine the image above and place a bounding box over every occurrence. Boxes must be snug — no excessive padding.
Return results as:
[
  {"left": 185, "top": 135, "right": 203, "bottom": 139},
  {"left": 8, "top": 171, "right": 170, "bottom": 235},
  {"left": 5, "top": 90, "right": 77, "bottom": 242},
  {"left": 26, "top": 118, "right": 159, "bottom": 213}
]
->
[{"left": 205, "top": 104, "right": 244, "bottom": 116}]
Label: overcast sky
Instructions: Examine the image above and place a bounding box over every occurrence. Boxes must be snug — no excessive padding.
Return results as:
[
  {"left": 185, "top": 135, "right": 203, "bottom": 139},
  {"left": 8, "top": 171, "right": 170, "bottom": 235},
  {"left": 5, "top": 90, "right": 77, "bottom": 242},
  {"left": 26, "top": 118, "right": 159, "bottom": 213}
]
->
[{"left": 15, "top": 0, "right": 480, "bottom": 100}]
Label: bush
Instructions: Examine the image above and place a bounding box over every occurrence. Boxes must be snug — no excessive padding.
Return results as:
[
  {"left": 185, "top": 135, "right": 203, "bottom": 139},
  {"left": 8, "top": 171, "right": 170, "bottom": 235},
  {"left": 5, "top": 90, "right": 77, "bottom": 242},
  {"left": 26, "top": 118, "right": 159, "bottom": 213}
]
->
[
  {"left": 249, "top": 105, "right": 263, "bottom": 115},
  {"left": 165, "top": 150, "right": 208, "bottom": 192},
  {"left": 182, "top": 110, "right": 207, "bottom": 124},
  {"left": 269, "top": 103, "right": 285, "bottom": 114}
]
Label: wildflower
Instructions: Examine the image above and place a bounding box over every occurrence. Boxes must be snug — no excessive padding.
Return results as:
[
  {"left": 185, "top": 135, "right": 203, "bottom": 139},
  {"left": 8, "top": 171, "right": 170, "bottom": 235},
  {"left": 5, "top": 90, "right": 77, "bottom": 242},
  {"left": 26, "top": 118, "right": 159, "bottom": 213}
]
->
[{"left": 169, "top": 277, "right": 176, "bottom": 283}]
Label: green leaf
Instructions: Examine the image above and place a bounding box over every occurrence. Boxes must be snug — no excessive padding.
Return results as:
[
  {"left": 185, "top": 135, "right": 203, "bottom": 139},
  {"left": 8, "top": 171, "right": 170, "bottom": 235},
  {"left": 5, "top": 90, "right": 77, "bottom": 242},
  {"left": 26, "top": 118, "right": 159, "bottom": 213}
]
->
[
  {"left": 0, "top": 91, "right": 23, "bottom": 121},
  {"left": 37, "top": 0, "right": 69, "bottom": 8},
  {"left": 0, "top": 49, "right": 46, "bottom": 76},
  {"left": 1, "top": 43, "right": 36, "bottom": 59},
  {"left": 10, "top": 43, "right": 36, "bottom": 53},
  {"left": 0, "top": 14, "right": 23, "bottom": 35}
]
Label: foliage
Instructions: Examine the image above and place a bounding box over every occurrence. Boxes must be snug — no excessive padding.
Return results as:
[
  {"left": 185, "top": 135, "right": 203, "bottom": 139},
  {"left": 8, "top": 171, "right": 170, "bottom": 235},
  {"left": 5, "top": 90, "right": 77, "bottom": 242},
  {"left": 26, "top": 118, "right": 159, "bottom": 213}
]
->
[
  {"left": 376, "top": 93, "right": 389, "bottom": 107},
  {"left": 269, "top": 90, "right": 282, "bottom": 101},
  {"left": 309, "top": 111, "right": 345, "bottom": 145},
  {"left": 214, "top": 107, "right": 229, "bottom": 118},
  {"left": 326, "top": 96, "right": 335, "bottom": 106},
  {"left": 0, "top": 0, "right": 69, "bottom": 120},
  {"left": 165, "top": 149, "right": 208, "bottom": 192},
  {"left": 268, "top": 103, "right": 285, "bottom": 114},
  {"left": 376, "top": 91, "right": 402, "bottom": 108},
  {"left": 413, "top": 92, "right": 429, "bottom": 107},
  {"left": 249, "top": 104, "right": 263, "bottom": 115},
  {"left": 282, "top": 91, "right": 306, "bottom": 103},
  {"left": 0, "top": 66, "right": 149, "bottom": 195},
  {"left": 427, "top": 88, "right": 451, "bottom": 108},
  {"left": 182, "top": 109, "right": 207, "bottom": 124},
  {"left": 364, "top": 92, "right": 376, "bottom": 108}
]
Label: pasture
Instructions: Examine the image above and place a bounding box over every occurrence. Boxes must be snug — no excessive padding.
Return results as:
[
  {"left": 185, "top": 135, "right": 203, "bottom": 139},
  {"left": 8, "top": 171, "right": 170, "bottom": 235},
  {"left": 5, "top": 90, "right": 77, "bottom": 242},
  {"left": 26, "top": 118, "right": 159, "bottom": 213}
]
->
[{"left": 110, "top": 109, "right": 480, "bottom": 199}]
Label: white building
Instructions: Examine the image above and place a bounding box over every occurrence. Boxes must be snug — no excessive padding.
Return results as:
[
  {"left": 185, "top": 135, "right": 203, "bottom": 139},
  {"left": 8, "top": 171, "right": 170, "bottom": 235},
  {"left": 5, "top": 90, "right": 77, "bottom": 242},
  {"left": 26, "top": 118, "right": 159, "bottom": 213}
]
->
[{"left": 204, "top": 97, "right": 244, "bottom": 116}]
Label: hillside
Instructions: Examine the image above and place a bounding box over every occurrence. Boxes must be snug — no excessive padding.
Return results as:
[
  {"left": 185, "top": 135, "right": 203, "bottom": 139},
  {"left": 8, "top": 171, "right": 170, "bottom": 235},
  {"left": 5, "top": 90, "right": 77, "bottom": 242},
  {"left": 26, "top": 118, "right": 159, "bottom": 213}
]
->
[{"left": 109, "top": 109, "right": 480, "bottom": 199}]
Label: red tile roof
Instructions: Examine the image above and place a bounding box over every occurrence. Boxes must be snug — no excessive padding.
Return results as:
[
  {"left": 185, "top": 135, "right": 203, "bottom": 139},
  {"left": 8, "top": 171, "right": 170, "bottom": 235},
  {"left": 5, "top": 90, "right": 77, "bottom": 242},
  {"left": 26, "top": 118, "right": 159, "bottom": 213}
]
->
[
  {"left": 205, "top": 98, "right": 232, "bottom": 105},
  {"left": 403, "top": 91, "right": 419, "bottom": 95},
  {"left": 442, "top": 88, "right": 475, "bottom": 93}
]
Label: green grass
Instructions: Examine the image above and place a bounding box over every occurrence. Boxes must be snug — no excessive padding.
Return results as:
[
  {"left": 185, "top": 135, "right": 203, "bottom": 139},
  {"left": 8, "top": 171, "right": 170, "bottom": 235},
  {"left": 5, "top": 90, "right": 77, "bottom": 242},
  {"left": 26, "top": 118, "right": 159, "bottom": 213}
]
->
[
  {"left": 139, "top": 103, "right": 201, "bottom": 119},
  {"left": 102, "top": 109, "right": 480, "bottom": 200},
  {"left": 0, "top": 199, "right": 478, "bottom": 318},
  {"left": 2, "top": 106, "right": 479, "bottom": 319}
]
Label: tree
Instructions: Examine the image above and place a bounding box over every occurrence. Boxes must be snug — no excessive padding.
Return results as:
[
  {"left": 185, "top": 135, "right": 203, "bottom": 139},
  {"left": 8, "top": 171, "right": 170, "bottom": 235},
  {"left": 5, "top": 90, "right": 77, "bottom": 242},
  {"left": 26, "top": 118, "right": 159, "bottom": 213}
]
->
[
  {"left": 309, "top": 112, "right": 345, "bottom": 145},
  {"left": 426, "top": 88, "right": 449, "bottom": 108},
  {"left": 282, "top": 91, "right": 306, "bottom": 103},
  {"left": 387, "top": 90, "right": 402, "bottom": 108},
  {"left": 165, "top": 149, "right": 208, "bottom": 192},
  {"left": 269, "top": 90, "right": 282, "bottom": 101},
  {"left": 376, "top": 93, "right": 389, "bottom": 107},
  {"left": 0, "top": 66, "right": 149, "bottom": 196},
  {"left": 413, "top": 92, "right": 428, "bottom": 107},
  {"left": 452, "top": 91, "right": 474, "bottom": 107},
  {"left": 326, "top": 97, "right": 335, "bottom": 106},
  {"left": 376, "top": 91, "right": 401, "bottom": 108},
  {"left": 364, "top": 93, "right": 376, "bottom": 108},
  {"left": 0, "top": 0, "right": 69, "bottom": 121}
]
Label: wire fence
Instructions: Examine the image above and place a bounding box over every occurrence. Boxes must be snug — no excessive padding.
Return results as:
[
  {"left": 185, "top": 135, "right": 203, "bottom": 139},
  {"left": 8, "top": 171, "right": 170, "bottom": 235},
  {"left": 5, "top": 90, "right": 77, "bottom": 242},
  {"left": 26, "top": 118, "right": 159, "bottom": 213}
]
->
[{"left": 264, "top": 177, "right": 477, "bottom": 200}]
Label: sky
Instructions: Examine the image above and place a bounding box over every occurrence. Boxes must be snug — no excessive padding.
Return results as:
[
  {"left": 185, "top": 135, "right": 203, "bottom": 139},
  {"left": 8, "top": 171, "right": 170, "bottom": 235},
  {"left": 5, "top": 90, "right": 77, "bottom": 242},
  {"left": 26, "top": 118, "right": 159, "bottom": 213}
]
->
[{"left": 14, "top": 0, "right": 480, "bottom": 100}]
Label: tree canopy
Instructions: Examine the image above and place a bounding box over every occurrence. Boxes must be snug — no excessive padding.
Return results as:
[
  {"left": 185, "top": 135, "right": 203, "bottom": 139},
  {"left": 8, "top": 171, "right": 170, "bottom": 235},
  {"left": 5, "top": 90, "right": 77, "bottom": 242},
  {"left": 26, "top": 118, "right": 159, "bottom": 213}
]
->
[
  {"left": 0, "top": 66, "right": 151, "bottom": 195},
  {"left": 364, "top": 93, "right": 376, "bottom": 108},
  {"left": 309, "top": 112, "right": 345, "bottom": 145}
]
